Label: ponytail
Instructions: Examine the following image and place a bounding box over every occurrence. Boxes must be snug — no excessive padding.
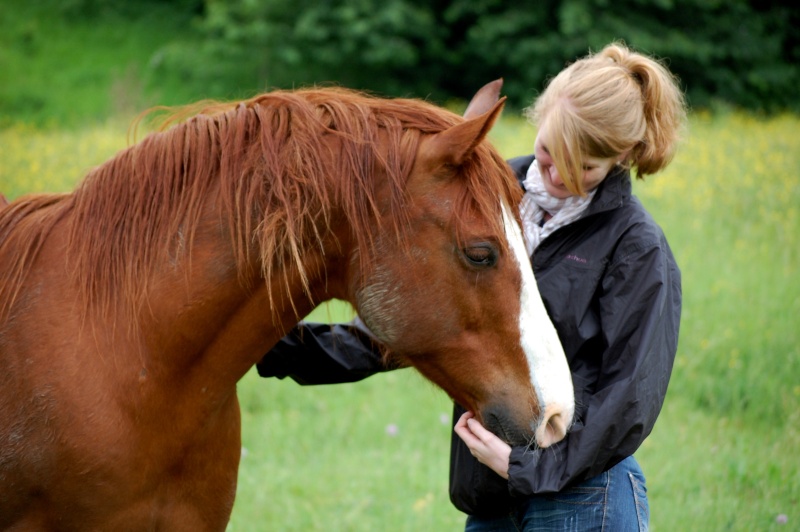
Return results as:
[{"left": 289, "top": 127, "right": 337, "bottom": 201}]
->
[
  {"left": 527, "top": 41, "right": 688, "bottom": 185},
  {"left": 599, "top": 43, "right": 687, "bottom": 176}
]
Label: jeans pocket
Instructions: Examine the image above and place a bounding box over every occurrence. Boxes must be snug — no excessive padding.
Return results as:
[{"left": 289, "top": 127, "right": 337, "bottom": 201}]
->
[{"left": 628, "top": 471, "right": 649, "bottom": 531}]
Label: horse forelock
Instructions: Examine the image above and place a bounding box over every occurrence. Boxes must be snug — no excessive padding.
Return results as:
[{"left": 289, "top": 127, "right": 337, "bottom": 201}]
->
[
  {"left": 2, "top": 87, "right": 520, "bottom": 320},
  {"left": 452, "top": 144, "right": 523, "bottom": 253}
]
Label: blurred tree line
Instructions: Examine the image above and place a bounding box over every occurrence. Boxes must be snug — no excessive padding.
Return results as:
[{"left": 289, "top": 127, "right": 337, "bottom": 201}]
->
[{"left": 64, "top": 0, "right": 800, "bottom": 113}]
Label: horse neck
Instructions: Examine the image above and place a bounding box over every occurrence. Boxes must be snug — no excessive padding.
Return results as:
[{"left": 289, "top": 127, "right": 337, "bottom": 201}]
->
[{"left": 134, "top": 197, "right": 354, "bottom": 393}]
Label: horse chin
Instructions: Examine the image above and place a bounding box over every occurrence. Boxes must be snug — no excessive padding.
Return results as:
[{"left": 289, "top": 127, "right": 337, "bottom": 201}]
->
[{"left": 481, "top": 407, "right": 534, "bottom": 448}]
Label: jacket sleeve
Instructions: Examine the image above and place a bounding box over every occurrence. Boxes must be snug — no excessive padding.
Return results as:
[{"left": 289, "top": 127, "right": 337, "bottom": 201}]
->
[
  {"left": 256, "top": 317, "right": 402, "bottom": 385},
  {"left": 506, "top": 235, "right": 681, "bottom": 495}
]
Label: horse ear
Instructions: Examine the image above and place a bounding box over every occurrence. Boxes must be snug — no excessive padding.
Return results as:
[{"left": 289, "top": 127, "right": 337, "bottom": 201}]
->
[
  {"left": 421, "top": 90, "right": 506, "bottom": 169},
  {"left": 463, "top": 79, "right": 504, "bottom": 119}
]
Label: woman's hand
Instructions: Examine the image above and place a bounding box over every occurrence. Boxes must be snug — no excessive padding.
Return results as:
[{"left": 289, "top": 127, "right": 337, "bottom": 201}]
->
[{"left": 453, "top": 411, "right": 512, "bottom": 479}]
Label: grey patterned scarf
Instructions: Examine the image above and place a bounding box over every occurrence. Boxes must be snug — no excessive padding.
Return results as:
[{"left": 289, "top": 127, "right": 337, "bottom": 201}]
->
[{"left": 519, "top": 159, "right": 597, "bottom": 255}]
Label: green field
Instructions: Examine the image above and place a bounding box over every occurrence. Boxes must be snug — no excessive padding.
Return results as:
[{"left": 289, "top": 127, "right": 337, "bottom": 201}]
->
[
  {"left": 2, "top": 2, "right": 799, "bottom": 530},
  {"left": 2, "top": 111, "right": 798, "bottom": 531}
]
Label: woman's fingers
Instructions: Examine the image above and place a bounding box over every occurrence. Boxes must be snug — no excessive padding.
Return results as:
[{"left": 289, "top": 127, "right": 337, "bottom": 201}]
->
[
  {"left": 453, "top": 411, "right": 512, "bottom": 479},
  {"left": 466, "top": 417, "right": 495, "bottom": 442},
  {"left": 454, "top": 411, "right": 480, "bottom": 446}
]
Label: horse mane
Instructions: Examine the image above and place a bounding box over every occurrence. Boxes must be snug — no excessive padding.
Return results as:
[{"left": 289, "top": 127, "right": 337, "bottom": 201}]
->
[
  {"left": 0, "top": 194, "right": 72, "bottom": 321},
  {"left": 0, "top": 87, "right": 521, "bottom": 320}
]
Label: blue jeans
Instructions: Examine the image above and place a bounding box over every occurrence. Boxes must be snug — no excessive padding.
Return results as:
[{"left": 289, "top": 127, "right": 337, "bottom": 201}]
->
[{"left": 464, "top": 456, "right": 649, "bottom": 532}]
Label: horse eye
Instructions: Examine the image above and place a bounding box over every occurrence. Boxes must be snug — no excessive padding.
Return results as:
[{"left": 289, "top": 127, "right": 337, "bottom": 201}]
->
[{"left": 462, "top": 243, "right": 498, "bottom": 268}]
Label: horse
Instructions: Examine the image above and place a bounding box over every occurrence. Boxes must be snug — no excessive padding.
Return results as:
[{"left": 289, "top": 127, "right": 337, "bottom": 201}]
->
[{"left": 0, "top": 81, "right": 574, "bottom": 530}]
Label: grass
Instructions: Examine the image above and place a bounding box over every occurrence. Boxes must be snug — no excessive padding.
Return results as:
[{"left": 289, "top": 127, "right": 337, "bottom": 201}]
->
[
  {"left": 234, "top": 369, "right": 462, "bottom": 531},
  {"left": 3, "top": 112, "right": 797, "bottom": 531}
]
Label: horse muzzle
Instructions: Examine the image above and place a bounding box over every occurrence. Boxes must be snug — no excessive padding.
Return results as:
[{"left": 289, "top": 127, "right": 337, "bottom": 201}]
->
[{"left": 482, "top": 399, "right": 573, "bottom": 448}]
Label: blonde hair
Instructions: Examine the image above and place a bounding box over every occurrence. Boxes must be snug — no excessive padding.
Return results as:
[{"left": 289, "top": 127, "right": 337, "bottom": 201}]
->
[{"left": 525, "top": 42, "right": 688, "bottom": 195}]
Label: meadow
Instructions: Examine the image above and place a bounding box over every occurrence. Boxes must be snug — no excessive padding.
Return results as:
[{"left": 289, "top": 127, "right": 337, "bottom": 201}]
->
[{"left": 1, "top": 109, "right": 798, "bottom": 531}]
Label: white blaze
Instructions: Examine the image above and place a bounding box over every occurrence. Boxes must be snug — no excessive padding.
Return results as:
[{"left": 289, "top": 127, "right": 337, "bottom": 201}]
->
[{"left": 501, "top": 202, "right": 575, "bottom": 446}]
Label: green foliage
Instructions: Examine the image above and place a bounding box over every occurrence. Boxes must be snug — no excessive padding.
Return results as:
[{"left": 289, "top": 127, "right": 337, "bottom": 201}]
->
[
  {"left": 157, "top": 0, "right": 800, "bottom": 113},
  {"left": 0, "top": 1, "right": 203, "bottom": 127},
  {"left": 2, "top": 0, "right": 797, "bottom": 128},
  {"left": 160, "top": 0, "right": 446, "bottom": 97},
  {"left": 54, "top": 0, "right": 203, "bottom": 19}
]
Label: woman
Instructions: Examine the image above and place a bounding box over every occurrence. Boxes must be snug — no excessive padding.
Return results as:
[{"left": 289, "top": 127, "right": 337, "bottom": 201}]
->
[{"left": 257, "top": 42, "right": 687, "bottom": 531}]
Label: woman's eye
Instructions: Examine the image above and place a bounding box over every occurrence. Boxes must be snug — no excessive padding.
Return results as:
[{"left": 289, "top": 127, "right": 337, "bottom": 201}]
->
[{"left": 462, "top": 244, "right": 498, "bottom": 268}]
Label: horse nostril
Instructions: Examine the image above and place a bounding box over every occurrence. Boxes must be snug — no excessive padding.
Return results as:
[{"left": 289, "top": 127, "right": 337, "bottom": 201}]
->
[{"left": 535, "top": 404, "right": 572, "bottom": 448}]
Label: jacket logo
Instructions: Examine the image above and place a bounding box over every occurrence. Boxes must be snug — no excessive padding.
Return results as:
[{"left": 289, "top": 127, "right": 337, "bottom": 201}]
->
[{"left": 565, "top": 254, "right": 588, "bottom": 264}]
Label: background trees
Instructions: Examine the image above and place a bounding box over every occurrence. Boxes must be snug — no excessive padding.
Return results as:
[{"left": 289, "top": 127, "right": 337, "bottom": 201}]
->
[
  {"left": 150, "top": 0, "right": 799, "bottom": 112},
  {"left": 4, "top": 0, "right": 798, "bottom": 126}
]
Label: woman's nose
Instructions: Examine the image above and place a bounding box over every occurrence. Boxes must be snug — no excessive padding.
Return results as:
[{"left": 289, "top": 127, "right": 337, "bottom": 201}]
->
[{"left": 547, "top": 165, "right": 563, "bottom": 186}]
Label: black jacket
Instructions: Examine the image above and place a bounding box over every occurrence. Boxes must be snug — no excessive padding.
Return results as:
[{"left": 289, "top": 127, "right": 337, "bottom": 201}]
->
[{"left": 257, "top": 155, "right": 681, "bottom": 517}]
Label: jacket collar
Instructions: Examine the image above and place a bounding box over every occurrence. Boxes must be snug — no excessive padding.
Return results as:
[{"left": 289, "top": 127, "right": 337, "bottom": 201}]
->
[{"left": 584, "top": 165, "right": 631, "bottom": 217}]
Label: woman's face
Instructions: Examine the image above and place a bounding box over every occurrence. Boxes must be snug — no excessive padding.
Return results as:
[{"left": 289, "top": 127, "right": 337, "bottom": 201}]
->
[{"left": 534, "top": 122, "right": 622, "bottom": 199}]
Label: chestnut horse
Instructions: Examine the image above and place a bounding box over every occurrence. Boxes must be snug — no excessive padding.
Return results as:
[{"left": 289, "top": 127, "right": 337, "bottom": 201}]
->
[{"left": 0, "top": 82, "right": 573, "bottom": 530}]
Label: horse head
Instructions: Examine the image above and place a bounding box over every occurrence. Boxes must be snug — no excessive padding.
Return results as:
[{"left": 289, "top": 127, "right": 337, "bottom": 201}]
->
[{"left": 349, "top": 81, "right": 574, "bottom": 448}]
